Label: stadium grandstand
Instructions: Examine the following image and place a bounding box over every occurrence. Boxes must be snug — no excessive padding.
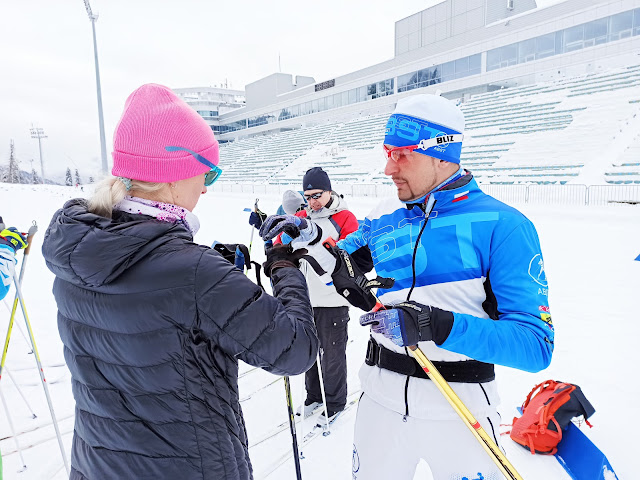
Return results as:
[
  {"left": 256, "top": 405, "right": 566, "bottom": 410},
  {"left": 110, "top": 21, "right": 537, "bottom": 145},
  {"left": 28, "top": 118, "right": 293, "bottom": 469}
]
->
[{"left": 175, "top": 0, "right": 640, "bottom": 187}]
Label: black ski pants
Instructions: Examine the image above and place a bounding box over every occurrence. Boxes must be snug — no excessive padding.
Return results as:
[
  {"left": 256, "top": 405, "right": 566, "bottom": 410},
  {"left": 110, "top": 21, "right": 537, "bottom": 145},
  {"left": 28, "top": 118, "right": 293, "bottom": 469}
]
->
[{"left": 305, "top": 306, "right": 349, "bottom": 411}]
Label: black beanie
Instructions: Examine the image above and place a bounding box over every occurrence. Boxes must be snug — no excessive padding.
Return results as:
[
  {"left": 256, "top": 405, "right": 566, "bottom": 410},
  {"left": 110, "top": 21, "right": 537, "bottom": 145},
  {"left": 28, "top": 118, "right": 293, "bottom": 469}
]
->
[{"left": 303, "top": 167, "right": 331, "bottom": 191}]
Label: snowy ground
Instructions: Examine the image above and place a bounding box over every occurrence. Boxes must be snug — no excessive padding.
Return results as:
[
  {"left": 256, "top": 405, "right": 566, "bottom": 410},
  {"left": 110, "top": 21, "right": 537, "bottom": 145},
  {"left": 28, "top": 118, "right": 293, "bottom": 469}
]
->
[{"left": 0, "top": 184, "right": 639, "bottom": 479}]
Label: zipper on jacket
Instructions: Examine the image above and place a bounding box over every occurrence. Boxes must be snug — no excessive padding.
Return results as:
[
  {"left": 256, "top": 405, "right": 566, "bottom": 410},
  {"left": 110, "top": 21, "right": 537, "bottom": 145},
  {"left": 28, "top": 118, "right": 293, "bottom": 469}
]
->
[
  {"left": 406, "top": 198, "right": 437, "bottom": 302},
  {"left": 404, "top": 375, "right": 410, "bottom": 418}
]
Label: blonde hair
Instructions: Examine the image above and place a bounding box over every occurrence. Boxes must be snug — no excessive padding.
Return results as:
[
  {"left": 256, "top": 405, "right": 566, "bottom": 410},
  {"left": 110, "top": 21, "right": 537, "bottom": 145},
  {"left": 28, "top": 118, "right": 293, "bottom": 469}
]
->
[{"left": 88, "top": 177, "right": 170, "bottom": 218}]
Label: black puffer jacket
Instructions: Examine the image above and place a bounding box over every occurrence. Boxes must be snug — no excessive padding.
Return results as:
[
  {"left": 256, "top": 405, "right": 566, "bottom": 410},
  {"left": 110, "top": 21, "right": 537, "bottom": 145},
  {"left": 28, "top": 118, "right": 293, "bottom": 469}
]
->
[{"left": 42, "top": 199, "right": 318, "bottom": 480}]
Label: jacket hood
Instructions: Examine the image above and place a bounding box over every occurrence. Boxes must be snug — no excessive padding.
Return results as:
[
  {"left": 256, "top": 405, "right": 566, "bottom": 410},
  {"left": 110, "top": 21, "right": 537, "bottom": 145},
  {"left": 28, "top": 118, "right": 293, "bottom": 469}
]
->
[
  {"left": 306, "top": 193, "right": 348, "bottom": 220},
  {"left": 42, "top": 199, "right": 192, "bottom": 288}
]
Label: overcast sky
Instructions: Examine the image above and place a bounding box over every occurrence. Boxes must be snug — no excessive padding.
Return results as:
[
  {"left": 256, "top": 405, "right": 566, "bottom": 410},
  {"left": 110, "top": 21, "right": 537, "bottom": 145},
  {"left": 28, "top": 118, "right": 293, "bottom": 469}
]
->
[{"left": 1, "top": 0, "right": 558, "bottom": 181}]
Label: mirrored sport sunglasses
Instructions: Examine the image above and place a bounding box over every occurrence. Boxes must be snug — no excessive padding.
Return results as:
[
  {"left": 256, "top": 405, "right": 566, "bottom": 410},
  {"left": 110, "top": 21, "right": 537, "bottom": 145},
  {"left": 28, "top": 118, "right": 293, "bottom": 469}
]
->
[
  {"left": 383, "top": 134, "right": 464, "bottom": 161},
  {"left": 165, "top": 146, "right": 223, "bottom": 186},
  {"left": 304, "top": 191, "right": 326, "bottom": 200}
]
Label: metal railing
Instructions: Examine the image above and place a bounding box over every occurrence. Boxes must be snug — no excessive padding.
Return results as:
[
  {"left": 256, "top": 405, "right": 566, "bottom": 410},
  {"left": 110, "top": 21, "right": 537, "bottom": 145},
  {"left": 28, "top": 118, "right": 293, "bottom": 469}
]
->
[{"left": 212, "top": 182, "right": 640, "bottom": 206}]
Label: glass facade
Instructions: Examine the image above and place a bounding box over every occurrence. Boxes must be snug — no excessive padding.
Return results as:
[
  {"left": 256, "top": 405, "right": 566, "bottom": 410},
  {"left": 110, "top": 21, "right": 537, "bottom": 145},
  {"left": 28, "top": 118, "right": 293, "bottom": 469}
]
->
[
  {"left": 397, "top": 53, "right": 481, "bottom": 93},
  {"left": 216, "top": 8, "right": 640, "bottom": 135},
  {"left": 197, "top": 110, "right": 218, "bottom": 118},
  {"left": 487, "top": 8, "right": 640, "bottom": 71}
]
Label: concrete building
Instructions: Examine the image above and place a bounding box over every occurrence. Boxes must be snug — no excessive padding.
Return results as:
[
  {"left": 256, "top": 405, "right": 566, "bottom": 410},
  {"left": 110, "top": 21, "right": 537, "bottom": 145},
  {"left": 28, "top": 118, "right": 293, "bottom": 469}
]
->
[{"left": 178, "top": 0, "right": 640, "bottom": 143}]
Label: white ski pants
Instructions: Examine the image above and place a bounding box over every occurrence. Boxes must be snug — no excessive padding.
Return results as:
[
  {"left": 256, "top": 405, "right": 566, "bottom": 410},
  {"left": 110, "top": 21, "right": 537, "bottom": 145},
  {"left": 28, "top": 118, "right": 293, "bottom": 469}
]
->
[{"left": 352, "top": 393, "right": 503, "bottom": 480}]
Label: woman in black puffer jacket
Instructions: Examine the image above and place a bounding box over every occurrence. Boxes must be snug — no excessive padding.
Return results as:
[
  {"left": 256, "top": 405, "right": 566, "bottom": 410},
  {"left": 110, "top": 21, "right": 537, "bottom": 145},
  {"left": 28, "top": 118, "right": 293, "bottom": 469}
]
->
[{"left": 42, "top": 84, "right": 318, "bottom": 480}]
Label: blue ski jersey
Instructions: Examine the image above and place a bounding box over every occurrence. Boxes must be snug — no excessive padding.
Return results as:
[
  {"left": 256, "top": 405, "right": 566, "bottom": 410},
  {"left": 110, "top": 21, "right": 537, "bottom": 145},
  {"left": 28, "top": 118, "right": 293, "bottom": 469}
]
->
[{"left": 339, "top": 176, "right": 553, "bottom": 372}]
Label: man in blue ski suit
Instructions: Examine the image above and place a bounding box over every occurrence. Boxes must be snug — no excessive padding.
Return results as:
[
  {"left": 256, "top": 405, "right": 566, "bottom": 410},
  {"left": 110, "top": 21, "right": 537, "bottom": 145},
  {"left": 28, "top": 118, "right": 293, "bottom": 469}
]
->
[{"left": 338, "top": 94, "right": 554, "bottom": 479}]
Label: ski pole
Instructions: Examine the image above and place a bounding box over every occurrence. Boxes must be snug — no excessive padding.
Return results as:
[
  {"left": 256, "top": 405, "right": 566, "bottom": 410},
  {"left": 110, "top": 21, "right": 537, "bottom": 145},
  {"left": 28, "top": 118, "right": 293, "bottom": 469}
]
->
[
  {"left": 5, "top": 367, "right": 37, "bottom": 418},
  {"left": 408, "top": 346, "right": 523, "bottom": 480},
  {"left": 247, "top": 198, "right": 259, "bottom": 255},
  {"left": 0, "top": 386, "right": 27, "bottom": 472},
  {"left": 283, "top": 375, "right": 303, "bottom": 480},
  {"left": 260, "top": 238, "right": 303, "bottom": 478},
  {"left": 369, "top": 296, "right": 522, "bottom": 480},
  {"left": 299, "top": 375, "right": 305, "bottom": 459},
  {"left": 0, "top": 222, "right": 37, "bottom": 383},
  {"left": 315, "top": 352, "right": 331, "bottom": 435},
  {"left": 10, "top": 236, "right": 70, "bottom": 476}
]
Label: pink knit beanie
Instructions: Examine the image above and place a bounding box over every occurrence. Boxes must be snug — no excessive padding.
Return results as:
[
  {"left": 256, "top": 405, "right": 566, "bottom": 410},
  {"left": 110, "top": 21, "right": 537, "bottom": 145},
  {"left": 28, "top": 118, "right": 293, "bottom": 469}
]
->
[{"left": 111, "top": 84, "right": 219, "bottom": 183}]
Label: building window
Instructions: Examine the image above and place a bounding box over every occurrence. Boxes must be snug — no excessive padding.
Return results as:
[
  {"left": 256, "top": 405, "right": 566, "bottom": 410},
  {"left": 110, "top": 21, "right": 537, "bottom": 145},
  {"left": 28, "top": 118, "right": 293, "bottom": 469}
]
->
[
  {"left": 518, "top": 38, "right": 536, "bottom": 63},
  {"left": 454, "top": 56, "right": 469, "bottom": 78},
  {"left": 487, "top": 48, "right": 501, "bottom": 71},
  {"left": 584, "top": 18, "right": 608, "bottom": 46},
  {"left": 441, "top": 61, "right": 455, "bottom": 82},
  {"left": 535, "top": 33, "right": 556, "bottom": 59},
  {"left": 609, "top": 11, "right": 633, "bottom": 41},
  {"left": 564, "top": 24, "right": 584, "bottom": 52},
  {"left": 469, "top": 54, "right": 481, "bottom": 75}
]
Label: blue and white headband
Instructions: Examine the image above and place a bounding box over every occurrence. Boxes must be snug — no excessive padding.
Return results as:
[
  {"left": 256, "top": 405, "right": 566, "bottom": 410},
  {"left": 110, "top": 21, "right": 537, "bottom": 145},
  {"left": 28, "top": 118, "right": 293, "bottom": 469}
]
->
[{"left": 384, "top": 114, "right": 463, "bottom": 164}]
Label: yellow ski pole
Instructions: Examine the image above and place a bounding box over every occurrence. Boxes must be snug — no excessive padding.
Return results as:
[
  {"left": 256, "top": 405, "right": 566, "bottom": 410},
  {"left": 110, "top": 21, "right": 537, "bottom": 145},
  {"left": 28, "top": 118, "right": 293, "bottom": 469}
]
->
[
  {"left": 12, "top": 265, "right": 70, "bottom": 476},
  {"left": 408, "top": 346, "right": 523, "bottom": 480},
  {"left": 368, "top": 296, "right": 523, "bottom": 480}
]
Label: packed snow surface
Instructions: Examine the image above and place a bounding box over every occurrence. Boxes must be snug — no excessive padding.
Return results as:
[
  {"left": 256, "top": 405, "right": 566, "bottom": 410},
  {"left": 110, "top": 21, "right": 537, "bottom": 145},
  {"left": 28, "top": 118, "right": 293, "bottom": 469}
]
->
[{"left": 0, "top": 184, "right": 638, "bottom": 479}]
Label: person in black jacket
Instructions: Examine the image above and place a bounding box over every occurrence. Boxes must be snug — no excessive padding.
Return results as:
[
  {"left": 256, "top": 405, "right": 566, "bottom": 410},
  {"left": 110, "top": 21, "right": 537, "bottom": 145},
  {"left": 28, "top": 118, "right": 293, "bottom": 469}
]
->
[{"left": 42, "top": 84, "right": 318, "bottom": 480}]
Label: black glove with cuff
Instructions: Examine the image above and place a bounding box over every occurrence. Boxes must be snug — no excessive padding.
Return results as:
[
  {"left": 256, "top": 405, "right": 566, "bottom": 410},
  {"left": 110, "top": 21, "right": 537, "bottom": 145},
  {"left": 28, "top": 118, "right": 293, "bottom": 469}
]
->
[
  {"left": 263, "top": 244, "right": 308, "bottom": 277},
  {"left": 392, "top": 301, "right": 454, "bottom": 346}
]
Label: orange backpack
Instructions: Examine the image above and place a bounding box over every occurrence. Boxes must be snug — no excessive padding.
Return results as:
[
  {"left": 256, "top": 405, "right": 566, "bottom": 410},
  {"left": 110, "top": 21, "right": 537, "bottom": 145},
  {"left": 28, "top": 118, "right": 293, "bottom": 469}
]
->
[{"left": 510, "top": 380, "right": 595, "bottom": 455}]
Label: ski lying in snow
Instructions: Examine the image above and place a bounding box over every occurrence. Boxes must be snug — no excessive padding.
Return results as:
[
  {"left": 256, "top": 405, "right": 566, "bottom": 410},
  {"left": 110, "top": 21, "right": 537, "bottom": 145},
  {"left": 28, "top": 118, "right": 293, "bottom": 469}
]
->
[
  {"left": 0, "top": 413, "right": 74, "bottom": 442},
  {"left": 239, "top": 375, "right": 282, "bottom": 403},
  {"left": 514, "top": 407, "right": 618, "bottom": 480},
  {"left": 256, "top": 395, "right": 360, "bottom": 479},
  {"left": 554, "top": 421, "right": 619, "bottom": 480},
  {"left": 250, "top": 390, "right": 361, "bottom": 449}
]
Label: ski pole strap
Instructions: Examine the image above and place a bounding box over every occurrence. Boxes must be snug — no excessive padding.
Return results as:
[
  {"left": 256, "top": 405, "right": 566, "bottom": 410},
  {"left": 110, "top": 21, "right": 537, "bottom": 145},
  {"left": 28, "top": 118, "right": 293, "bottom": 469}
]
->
[{"left": 365, "top": 337, "right": 495, "bottom": 383}]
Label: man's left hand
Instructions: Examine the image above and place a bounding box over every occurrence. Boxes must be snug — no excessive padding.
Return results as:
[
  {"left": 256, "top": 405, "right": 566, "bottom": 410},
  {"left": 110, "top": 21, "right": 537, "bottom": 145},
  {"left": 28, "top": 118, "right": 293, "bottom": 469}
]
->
[{"left": 360, "top": 301, "right": 454, "bottom": 347}]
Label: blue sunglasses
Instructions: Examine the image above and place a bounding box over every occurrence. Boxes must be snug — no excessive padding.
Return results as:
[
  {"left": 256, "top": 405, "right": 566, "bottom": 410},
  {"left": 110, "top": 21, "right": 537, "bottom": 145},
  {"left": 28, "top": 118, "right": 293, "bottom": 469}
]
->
[{"left": 165, "top": 146, "right": 222, "bottom": 186}]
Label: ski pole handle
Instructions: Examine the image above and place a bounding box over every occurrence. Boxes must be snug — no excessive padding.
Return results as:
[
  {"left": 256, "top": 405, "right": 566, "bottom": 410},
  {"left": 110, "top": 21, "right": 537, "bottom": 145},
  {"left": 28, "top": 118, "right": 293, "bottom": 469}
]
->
[{"left": 23, "top": 222, "right": 38, "bottom": 256}]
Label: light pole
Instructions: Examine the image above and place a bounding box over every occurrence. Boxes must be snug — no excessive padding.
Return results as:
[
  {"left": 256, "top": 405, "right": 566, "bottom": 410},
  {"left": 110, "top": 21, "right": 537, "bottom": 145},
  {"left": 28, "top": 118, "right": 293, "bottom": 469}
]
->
[
  {"left": 83, "top": 0, "right": 108, "bottom": 174},
  {"left": 30, "top": 126, "right": 47, "bottom": 184}
]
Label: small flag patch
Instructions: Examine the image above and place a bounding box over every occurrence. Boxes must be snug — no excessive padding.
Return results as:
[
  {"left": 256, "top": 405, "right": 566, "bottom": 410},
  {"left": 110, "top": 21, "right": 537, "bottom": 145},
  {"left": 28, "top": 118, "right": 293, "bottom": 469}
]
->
[{"left": 452, "top": 191, "right": 469, "bottom": 203}]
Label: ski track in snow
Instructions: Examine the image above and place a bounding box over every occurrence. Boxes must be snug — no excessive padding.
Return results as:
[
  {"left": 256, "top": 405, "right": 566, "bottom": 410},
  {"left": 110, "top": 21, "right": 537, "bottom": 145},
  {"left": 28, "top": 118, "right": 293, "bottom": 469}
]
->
[{"left": 0, "top": 185, "right": 638, "bottom": 479}]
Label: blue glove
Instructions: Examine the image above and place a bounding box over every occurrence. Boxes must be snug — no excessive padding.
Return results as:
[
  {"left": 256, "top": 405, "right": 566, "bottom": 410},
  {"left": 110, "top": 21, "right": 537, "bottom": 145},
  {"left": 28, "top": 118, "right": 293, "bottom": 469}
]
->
[
  {"left": 249, "top": 209, "right": 267, "bottom": 229},
  {"left": 0, "top": 227, "right": 28, "bottom": 253},
  {"left": 359, "top": 301, "right": 454, "bottom": 347},
  {"left": 259, "top": 214, "right": 320, "bottom": 246}
]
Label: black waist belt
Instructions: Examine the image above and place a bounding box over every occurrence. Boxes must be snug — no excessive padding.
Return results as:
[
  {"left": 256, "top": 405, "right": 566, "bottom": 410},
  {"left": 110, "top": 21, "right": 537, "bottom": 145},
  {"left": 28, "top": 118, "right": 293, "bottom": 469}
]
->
[{"left": 365, "top": 337, "right": 495, "bottom": 383}]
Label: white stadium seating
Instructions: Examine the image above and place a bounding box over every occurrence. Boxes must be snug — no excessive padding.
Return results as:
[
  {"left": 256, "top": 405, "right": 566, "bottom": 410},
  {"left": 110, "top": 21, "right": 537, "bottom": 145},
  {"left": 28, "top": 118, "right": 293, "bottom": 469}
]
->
[{"left": 218, "top": 65, "right": 640, "bottom": 186}]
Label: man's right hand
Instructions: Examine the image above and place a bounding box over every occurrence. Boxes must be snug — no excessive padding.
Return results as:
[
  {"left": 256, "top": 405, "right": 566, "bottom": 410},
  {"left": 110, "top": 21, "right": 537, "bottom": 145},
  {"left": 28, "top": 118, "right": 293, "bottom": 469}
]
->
[
  {"left": 0, "top": 228, "right": 28, "bottom": 252},
  {"left": 259, "top": 215, "right": 320, "bottom": 248}
]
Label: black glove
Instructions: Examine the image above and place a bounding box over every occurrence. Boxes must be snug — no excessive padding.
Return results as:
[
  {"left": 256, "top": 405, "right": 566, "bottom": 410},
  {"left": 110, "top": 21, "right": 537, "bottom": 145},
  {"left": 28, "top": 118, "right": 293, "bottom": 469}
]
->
[
  {"left": 263, "top": 244, "right": 308, "bottom": 277},
  {"left": 321, "top": 241, "right": 394, "bottom": 311},
  {"left": 249, "top": 209, "right": 267, "bottom": 229},
  {"left": 212, "top": 242, "right": 251, "bottom": 271},
  {"left": 391, "top": 301, "right": 454, "bottom": 347}
]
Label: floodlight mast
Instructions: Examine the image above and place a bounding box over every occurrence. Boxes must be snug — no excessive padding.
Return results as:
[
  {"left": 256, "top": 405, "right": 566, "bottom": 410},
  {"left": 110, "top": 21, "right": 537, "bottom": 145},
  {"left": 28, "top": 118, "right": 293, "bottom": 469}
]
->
[
  {"left": 83, "top": 0, "right": 109, "bottom": 174},
  {"left": 29, "top": 126, "right": 47, "bottom": 184}
]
